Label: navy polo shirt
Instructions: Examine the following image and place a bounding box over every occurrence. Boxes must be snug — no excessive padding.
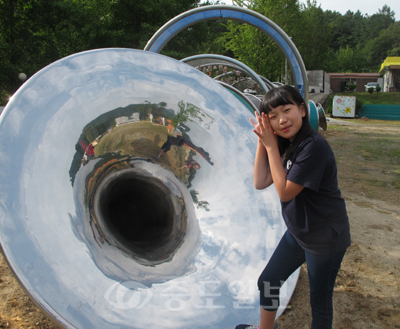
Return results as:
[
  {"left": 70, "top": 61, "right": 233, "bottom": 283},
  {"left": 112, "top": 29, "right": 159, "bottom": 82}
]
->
[{"left": 281, "top": 130, "right": 351, "bottom": 255}]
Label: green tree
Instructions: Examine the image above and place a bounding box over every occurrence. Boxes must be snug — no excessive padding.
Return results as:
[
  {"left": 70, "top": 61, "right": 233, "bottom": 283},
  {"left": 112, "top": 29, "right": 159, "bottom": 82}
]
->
[
  {"left": 328, "top": 10, "right": 366, "bottom": 51},
  {"left": 109, "top": 0, "right": 200, "bottom": 50},
  {"left": 362, "top": 21, "right": 400, "bottom": 71},
  {"left": 368, "top": 87, "right": 374, "bottom": 99},
  {"left": 223, "top": 0, "right": 301, "bottom": 82},
  {"left": 331, "top": 45, "right": 369, "bottom": 72},
  {"left": 0, "top": 0, "right": 205, "bottom": 105},
  {"left": 321, "top": 4, "right": 397, "bottom": 73},
  {"left": 297, "top": 0, "right": 331, "bottom": 71},
  {"left": 162, "top": 18, "right": 229, "bottom": 60},
  {"left": 0, "top": 0, "right": 119, "bottom": 103},
  {"left": 363, "top": 5, "right": 395, "bottom": 40}
]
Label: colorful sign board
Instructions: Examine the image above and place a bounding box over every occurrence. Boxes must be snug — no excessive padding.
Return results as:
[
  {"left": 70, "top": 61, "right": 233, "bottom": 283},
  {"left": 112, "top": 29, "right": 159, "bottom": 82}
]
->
[{"left": 332, "top": 96, "right": 356, "bottom": 118}]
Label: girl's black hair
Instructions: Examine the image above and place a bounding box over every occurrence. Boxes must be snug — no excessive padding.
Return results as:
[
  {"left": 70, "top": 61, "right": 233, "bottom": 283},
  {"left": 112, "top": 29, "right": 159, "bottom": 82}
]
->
[{"left": 260, "top": 85, "right": 313, "bottom": 163}]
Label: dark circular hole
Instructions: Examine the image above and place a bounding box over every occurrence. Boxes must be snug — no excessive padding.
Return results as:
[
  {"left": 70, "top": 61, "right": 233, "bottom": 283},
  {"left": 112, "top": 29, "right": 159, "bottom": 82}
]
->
[{"left": 99, "top": 173, "right": 176, "bottom": 255}]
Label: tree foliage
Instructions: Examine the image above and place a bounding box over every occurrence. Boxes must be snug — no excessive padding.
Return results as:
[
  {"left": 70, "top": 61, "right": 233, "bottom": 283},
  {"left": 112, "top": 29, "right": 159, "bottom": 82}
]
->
[
  {"left": 223, "top": 1, "right": 398, "bottom": 79},
  {"left": 1, "top": 0, "right": 399, "bottom": 105},
  {"left": 223, "top": 0, "right": 302, "bottom": 81},
  {"left": 297, "top": 0, "right": 331, "bottom": 71},
  {"left": 0, "top": 0, "right": 210, "bottom": 104}
]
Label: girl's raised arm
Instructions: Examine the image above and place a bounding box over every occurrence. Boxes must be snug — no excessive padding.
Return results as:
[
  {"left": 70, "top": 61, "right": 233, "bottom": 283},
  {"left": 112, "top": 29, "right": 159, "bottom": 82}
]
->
[
  {"left": 253, "top": 139, "right": 273, "bottom": 189},
  {"left": 250, "top": 115, "right": 273, "bottom": 189}
]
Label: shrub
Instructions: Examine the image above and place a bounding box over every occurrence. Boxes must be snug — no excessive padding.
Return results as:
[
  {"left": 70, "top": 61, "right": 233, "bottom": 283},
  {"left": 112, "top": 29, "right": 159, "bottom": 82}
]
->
[
  {"left": 368, "top": 87, "right": 374, "bottom": 99},
  {"left": 348, "top": 84, "right": 356, "bottom": 92},
  {"left": 325, "top": 94, "right": 334, "bottom": 114},
  {"left": 376, "top": 85, "right": 382, "bottom": 98},
  {"left": 355, "top": 98, "right": 364, "bottom": 116}
]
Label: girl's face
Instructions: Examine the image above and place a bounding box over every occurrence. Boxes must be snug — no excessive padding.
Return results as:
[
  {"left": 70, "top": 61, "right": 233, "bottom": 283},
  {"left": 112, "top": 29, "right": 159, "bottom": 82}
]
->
[{"left": 267, "top": 102, "right": 306, "bottom": 142}]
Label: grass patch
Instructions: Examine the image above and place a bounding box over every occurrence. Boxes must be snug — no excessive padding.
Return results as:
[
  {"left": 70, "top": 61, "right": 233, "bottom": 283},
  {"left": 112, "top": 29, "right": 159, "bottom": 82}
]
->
[
  {"left": 385, "top": 148, "right": 400, "bottom": 158},
  {"left": 377, "top": 138, "right": 391, "bottom": 144},
  {"left": 357, "top": 145, "right": 381, "bottom": 159},
  {"left": 324, "top": 125, "right": 351, "bottom": 132},
  {"left": 351, "top": 91, "right": 400, "bottom": 105},
  {"left": 392, "top": 175, "right": 400, "bottom": 189},
  {"left": 365, "top": 179, "right": 387, "bottom": 188},
  {"left": 345, "top": 119, "right": 400, "bottom": 126}
]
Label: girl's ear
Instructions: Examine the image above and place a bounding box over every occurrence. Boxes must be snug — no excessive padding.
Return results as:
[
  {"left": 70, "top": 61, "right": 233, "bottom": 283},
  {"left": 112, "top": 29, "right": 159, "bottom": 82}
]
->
[{"left": 300, "top": 103, "right": 307, "bottom": 118}]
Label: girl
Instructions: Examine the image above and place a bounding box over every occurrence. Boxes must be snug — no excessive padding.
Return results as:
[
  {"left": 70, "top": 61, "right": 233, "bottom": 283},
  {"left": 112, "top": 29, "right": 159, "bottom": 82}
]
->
[{"left": 238, "top": 86, "right": 351, "bottom": 329}]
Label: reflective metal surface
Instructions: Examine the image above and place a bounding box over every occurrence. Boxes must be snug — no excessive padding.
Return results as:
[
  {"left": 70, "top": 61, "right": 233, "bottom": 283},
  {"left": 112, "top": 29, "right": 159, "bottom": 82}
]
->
[
  {"left": 317, "top": 103, "right": 327, "bottom": 131},
  {"left": 244, "top": 93, "right": 263, "bottom": 112},
  {"left": 0, "top": 49, "right": 298, "bottom": 328},
  {"left": 217, "top": 81, "right": 259, "bottom": 114},
  {"left": 308, "top": 100, "right": 319, "bottom": 131},
  {"left": 144, "top": 5, "right": 308, "bottom": 101},
  {"left": 181, "top": 54, "right": 271, "bottom": 95}
]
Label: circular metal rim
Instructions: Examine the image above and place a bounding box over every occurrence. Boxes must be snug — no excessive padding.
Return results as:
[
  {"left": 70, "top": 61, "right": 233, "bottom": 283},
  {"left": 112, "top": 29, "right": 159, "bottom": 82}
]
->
[
  {"left": 217, "top": 80, "right": 259, "bottom": 113},
  {"left": 181, "top": 53, "right": 269, "bottom": 96},
  {"left": 308, "top": 100, "right": 320, "bottom": 131},
  {"left": 0, "top": 48, "right": 298, "bottom": 328},
  {"left": 143, "top": 5, "right": 308, "bottom": 102}
]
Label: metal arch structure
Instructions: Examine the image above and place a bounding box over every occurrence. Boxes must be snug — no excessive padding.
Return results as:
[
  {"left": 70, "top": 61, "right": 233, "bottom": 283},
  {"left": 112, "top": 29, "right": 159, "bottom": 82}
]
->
[
  {"left": 181, "top": 53, "right": 270, "bottom": 94},
  {"left": 144, "top": 5, "right": 309, "bottom": 102},
  {"left": 217, "top": 80, "right": 260, "bottom": 113}
]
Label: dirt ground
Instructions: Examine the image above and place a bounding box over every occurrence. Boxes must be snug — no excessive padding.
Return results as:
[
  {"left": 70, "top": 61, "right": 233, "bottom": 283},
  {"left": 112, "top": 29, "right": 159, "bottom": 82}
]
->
[{"left": 1, "top": 119, "right": 400, "bottom": 328}]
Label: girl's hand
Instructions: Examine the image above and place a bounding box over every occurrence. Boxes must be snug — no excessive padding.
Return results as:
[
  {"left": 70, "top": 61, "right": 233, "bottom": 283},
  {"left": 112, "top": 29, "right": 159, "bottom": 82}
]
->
[{"left": 249, "top": 111, "right": 277, "bottom": 149}]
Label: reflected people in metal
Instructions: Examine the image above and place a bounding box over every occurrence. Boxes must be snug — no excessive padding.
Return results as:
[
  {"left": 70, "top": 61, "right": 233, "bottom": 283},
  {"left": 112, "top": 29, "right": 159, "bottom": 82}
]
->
[
  {"left": 0, "top": 49, "right": 298, "bottom": 328},
  {"left": 181, "top": 54, "right": 271, "bottom": 96}
]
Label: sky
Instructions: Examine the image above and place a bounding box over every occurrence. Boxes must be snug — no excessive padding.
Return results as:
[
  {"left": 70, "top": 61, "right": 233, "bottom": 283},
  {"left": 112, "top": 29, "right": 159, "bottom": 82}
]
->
[{"left": 220, "top": 1, "right": 400, "bottom": 21}]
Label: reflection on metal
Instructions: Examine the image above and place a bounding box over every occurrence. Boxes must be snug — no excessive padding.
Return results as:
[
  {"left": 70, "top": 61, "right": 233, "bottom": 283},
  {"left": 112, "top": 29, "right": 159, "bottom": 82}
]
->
[
  {"left": 260, "top": 75, "right": 279, "bottom": 90},
  {"left": 0, "top": 48, "right": 298, "bottom": 328},
  {"left": 181, "top": 54, "right": 271, "bottom": 95},
  {"left": 317, "top": 103, "right": 327, "bottom": 131},
  {"left": 144, "top": 5, "right": 308, "bottom": 101},
  {"left": 244, "top": 93, "right": 263, "bottom": 112},
  {"left": 218, "top": 81, "right": 259, "bottom": 113}
]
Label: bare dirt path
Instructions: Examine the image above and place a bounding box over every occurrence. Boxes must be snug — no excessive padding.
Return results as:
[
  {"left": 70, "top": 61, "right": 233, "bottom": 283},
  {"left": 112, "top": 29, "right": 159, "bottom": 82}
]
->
[{"left": 1, "top": 119, "right": 400, "bottom": 328}]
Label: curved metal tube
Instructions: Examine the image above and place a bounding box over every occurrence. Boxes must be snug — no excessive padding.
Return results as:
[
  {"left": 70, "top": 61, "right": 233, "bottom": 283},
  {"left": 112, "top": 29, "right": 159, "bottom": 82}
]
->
[
  {"left": 0, "top": 48, "right": 298, "bottom": 328},
  {"left": 181, "top": 54, "right": 270, "bottom": 95},
  {"left": 308, "top": 100, "right": 319, "bottom": 131},
  {"left": 217, "top": 80, "right": 259, "bottom": 113},
  {"left": 144, "top": 5, "right": 308, "bottom": 102},
  {"left": 316, "top": 103, "right": 327, "bottom": 131},
  {"left": 180, "top": 56, "right": 275, "bottom": 92}
]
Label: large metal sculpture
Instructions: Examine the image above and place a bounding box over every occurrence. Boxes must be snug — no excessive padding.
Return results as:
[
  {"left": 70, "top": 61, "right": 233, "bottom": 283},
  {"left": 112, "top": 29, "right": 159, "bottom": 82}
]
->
[{"left": 0, "top": 5, "right": 325, "bottom": 329}]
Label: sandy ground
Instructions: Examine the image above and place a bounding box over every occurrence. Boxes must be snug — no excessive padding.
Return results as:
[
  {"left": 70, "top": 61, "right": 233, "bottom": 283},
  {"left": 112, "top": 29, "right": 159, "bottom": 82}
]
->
[{"left": 0, "top": 119, "right": 400, "bottom": 328}]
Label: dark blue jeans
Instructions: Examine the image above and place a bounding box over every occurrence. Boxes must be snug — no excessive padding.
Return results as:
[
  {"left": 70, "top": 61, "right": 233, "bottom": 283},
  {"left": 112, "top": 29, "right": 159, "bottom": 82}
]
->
[{"left": 258, "top": 230, "right": 346, "bottom": 329}]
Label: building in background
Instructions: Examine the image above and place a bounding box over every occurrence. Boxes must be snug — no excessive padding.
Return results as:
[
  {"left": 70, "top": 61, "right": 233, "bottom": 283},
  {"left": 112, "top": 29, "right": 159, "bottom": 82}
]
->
[
  {"left": 380, "top": 57, "right": 400, "bottom": 92},
  {"left": 328, "top": 73, "right": 381, "bottom": 93},
  {"left": 307, "top": 70, "right": 330, "bottom": 93}
]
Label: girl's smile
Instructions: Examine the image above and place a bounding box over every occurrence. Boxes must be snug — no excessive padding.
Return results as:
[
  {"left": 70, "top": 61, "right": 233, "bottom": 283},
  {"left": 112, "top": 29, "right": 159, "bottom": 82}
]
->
[{"left": 268, "top": 103, "right": 306, "bottom": 142}]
